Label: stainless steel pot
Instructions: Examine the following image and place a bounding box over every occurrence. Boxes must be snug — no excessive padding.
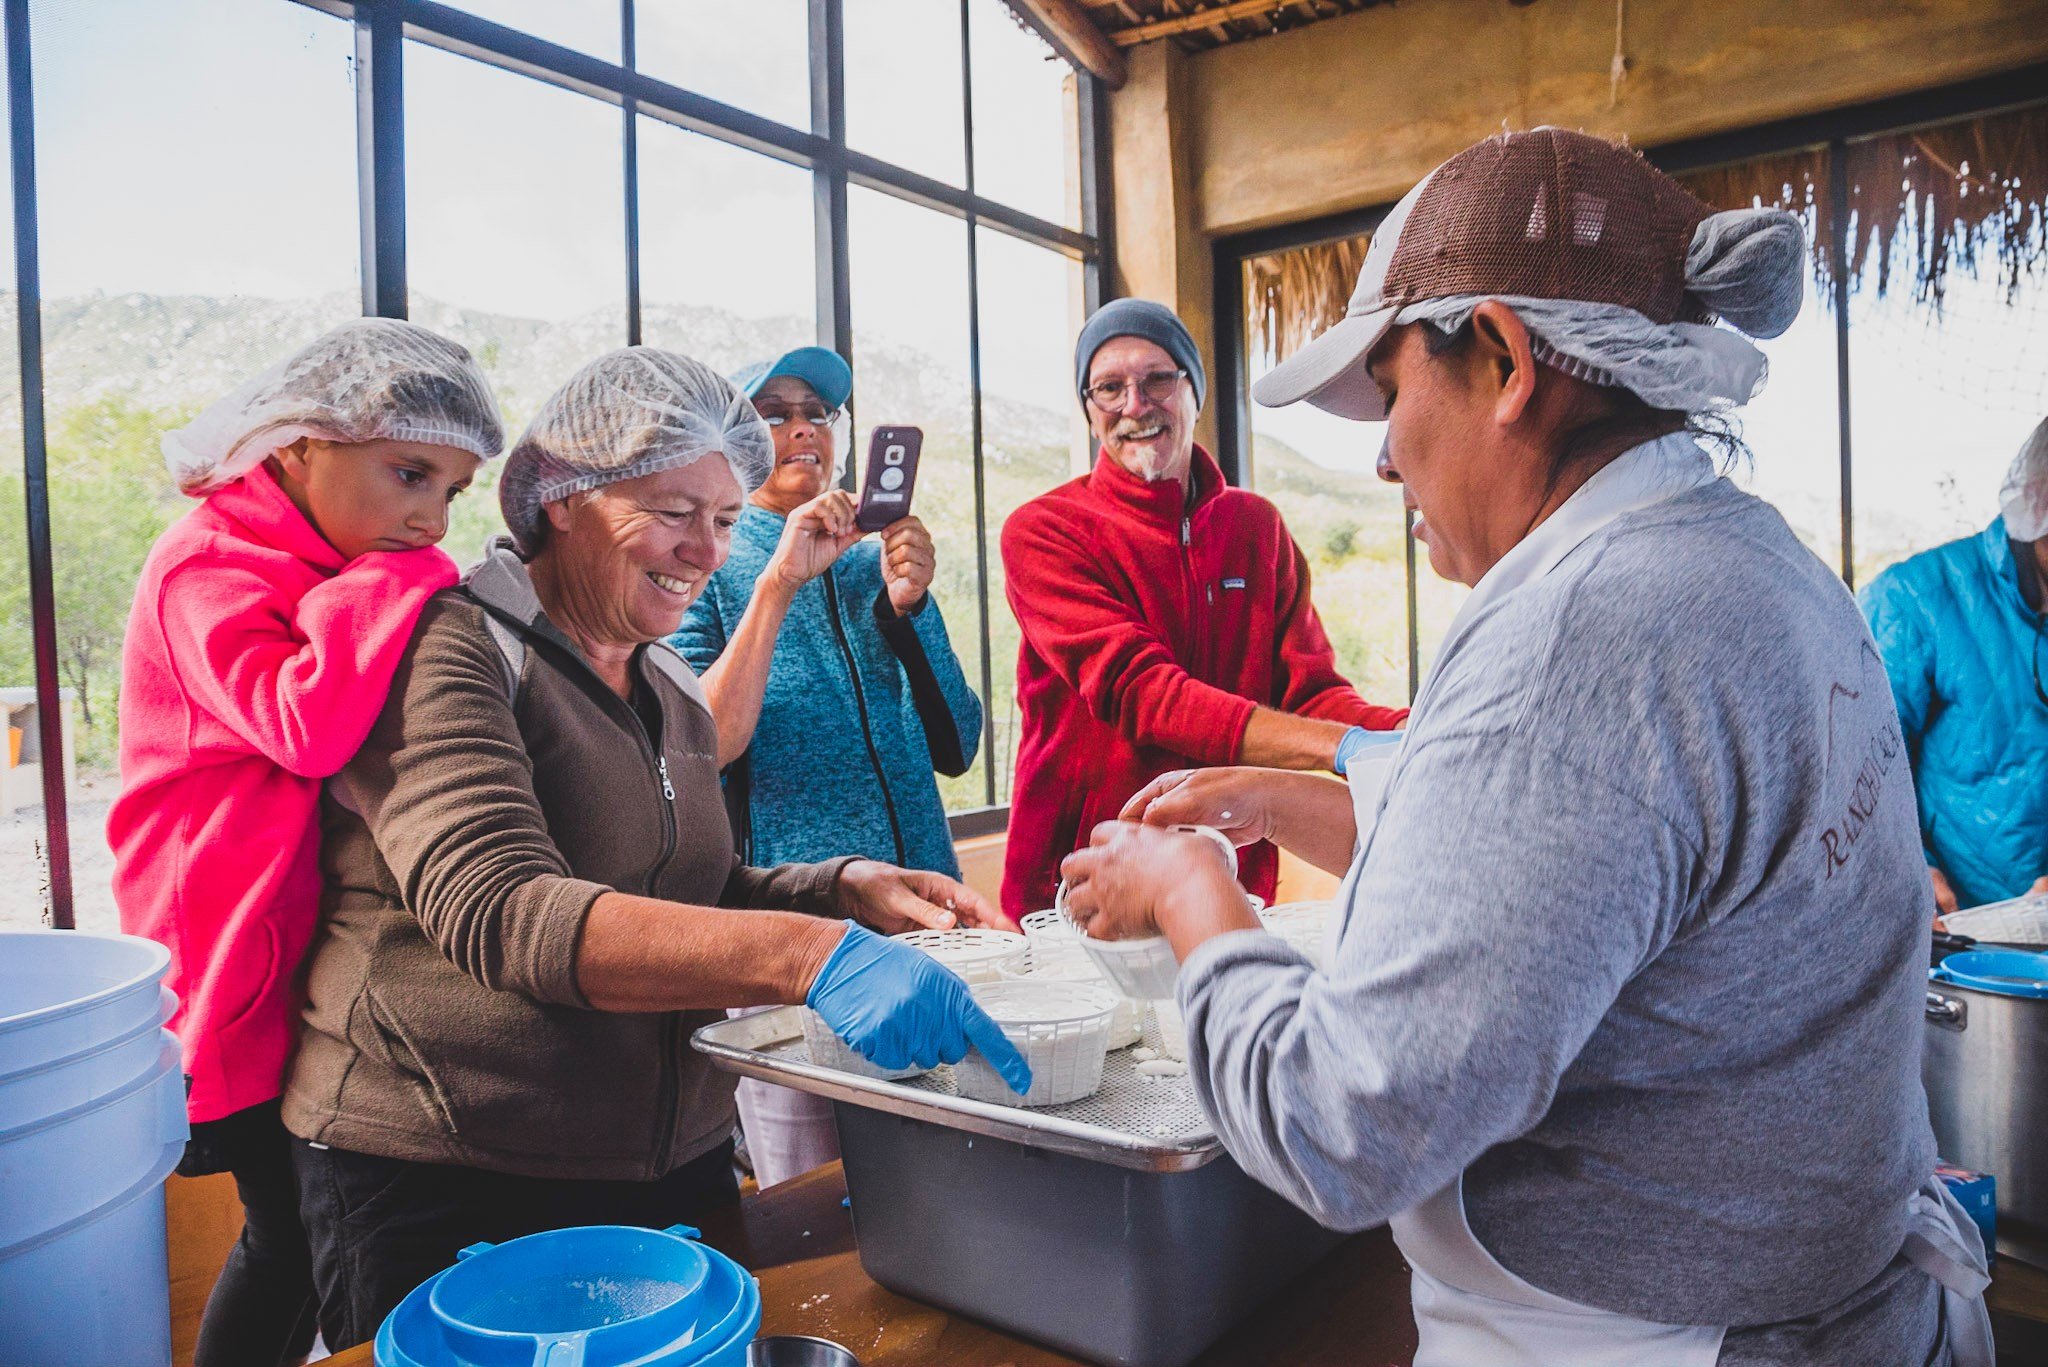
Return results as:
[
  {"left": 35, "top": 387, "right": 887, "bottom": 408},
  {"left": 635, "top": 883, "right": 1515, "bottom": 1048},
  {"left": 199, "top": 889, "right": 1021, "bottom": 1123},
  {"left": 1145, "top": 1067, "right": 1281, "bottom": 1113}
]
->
[{"left": 1923, "top": 949, "right": 2048, "bottom": 1263}]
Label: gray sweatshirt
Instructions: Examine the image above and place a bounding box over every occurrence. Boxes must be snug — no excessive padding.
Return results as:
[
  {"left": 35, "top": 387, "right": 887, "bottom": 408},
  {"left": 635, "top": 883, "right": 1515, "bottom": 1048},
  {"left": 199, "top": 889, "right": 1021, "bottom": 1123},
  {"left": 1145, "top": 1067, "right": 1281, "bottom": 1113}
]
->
[{"left": 1183, "top": 479, "right": 1942, "bottom": 1352}]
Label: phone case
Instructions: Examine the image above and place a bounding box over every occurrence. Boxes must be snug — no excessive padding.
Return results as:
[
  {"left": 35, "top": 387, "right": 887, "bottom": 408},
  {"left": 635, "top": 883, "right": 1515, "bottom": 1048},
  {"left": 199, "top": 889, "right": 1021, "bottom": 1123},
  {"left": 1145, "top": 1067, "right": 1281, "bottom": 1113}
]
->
[{"left": 856, "top": 426, "right": 923, "bottom": 532}]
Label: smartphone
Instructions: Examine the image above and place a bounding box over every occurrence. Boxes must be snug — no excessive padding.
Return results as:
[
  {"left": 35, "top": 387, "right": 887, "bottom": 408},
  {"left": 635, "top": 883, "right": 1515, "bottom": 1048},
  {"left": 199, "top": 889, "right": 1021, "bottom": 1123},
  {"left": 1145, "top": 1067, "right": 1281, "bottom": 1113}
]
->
[{"left": 855, "top": 425, "right": 923, "bottom": 532}]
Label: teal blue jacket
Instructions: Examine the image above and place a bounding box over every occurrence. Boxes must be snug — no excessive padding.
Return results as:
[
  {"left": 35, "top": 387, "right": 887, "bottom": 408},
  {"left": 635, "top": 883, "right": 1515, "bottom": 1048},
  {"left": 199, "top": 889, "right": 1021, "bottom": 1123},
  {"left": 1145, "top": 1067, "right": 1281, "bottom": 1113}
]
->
[
  {"left": 1860, "top": 518, "right": 2048, "bottom": 908},
  {"left": 670, "top": 504, "right": 981, "bottom": 877}
]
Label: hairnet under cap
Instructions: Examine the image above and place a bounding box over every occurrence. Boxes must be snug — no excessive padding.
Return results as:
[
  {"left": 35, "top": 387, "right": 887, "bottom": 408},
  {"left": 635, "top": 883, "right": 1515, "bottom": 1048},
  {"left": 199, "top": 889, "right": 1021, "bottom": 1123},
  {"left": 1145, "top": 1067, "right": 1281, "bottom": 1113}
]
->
[
  {"left": 499, "top": 347, "right": 775, "bottom": 555},
  {"left": 1999, "top": 416, "right": 2048, "bottom": 543},
  {"left": 162, "top": 318, "right": 504, "bottom": 496}
]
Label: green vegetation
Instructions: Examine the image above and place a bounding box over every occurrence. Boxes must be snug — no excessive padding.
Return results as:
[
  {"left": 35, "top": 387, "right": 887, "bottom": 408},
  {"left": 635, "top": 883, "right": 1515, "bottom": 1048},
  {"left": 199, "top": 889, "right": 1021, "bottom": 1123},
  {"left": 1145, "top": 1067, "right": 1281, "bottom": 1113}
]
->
[{"left": 0, "top": 395, "right": 190, "bottom": 771}]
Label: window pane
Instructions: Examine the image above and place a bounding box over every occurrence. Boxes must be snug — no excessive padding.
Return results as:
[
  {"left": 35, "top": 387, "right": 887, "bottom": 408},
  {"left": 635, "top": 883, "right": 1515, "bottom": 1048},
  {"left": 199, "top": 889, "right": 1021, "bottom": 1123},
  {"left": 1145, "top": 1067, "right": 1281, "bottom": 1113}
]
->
[
  {"left": 25, "top": 0, "right": 360, "bottom": 933},
  {"left": 1245, "top": 375, "right": 1414, "bottom": 707},
  {"left": 637, "top": 118, "right": 814, "bottom": 363},
  {"left": 844, "top": 0, "right": 967, "bottom": 187},
  {"left": 0, "top": 61, "right": 35, "bottom": 929},
  {"left": 443, "top": 1, "right": 619, "bottom": 61},
  {"left": 1849, "top": 264, "right": 2046, "bottom": 584},
  {"left": 969, "top": 0, "right": 1075, "bottom": 227},
  {"left": 1729, "top": 269, "right": 1844, "bottom": 574},
  {"left": 974, "top": 228, "right": 1086, "bottom": 805},
  {"left": 406, "top": 43, "right": 626, "bottom": 563},
  {"left": 635, "top": 1, "right": 811, "bottom": 131},
  {"left": 847, "top": 189, "right": 985, "bottom": 809}
]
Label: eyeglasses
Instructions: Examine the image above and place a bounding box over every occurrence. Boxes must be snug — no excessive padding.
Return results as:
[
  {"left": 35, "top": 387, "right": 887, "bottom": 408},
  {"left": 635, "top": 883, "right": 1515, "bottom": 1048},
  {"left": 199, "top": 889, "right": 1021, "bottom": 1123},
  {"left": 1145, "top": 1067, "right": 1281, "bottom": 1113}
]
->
[
  {"left": 1083, "top": 368, "right": 1187, "bottom": 412},
  {"left": 755, "top": 402, "right": 841, "bottom": 428}
]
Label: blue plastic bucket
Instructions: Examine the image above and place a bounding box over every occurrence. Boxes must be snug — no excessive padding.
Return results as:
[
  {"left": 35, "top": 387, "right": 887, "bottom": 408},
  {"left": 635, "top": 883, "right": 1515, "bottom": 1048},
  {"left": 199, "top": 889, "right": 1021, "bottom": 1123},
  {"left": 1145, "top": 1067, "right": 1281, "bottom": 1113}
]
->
[
  {"left": 377, "top": 1224, "right": 762, "bottom": 1367},
  {"left": 0, "top": 931, "right": 173, "bottom": 1075},
  {"left": 0, "top": 932, "right": 185, "bottom": 1367},
  {"left": 1930, "top": 948, "right": 2048, "bottom": 999}
]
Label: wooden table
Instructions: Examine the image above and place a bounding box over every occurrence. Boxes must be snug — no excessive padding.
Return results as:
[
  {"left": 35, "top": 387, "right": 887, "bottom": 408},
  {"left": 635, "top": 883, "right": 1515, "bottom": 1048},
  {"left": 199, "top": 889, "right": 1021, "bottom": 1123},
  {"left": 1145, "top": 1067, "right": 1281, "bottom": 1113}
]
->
[
  {"left": 323, "top": 1161, "right": 1420, "bottom": 1366},
  {"left": 321, "top": 1163, "right": 2048, "bottom": 1366}
]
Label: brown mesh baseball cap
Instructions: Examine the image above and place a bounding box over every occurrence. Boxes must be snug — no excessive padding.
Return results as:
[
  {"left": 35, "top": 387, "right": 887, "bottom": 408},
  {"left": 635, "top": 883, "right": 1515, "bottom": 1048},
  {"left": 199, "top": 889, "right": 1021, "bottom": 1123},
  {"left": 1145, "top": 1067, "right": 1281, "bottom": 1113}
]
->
[{"left": 1253, "top": 127, "right": 1717, "bottom": 420}]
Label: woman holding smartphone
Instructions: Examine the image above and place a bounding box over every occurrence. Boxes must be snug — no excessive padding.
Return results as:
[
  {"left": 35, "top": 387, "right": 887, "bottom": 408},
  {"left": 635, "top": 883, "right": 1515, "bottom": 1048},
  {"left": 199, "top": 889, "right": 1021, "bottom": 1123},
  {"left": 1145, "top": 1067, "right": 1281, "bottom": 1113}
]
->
[{"left": 670, "top": 346, "right": 989, "bottom": 1188}]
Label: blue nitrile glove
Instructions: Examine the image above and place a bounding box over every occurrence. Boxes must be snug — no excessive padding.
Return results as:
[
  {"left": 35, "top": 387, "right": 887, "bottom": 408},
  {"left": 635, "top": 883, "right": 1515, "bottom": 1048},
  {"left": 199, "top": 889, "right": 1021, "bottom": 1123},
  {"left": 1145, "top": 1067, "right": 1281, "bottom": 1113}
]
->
[
  {"left": 1333, "top": 726, "right": 1383, "bottom": 777},
  {"left": 806, "top": 923, "right": 1033, "bottom": 1093}
]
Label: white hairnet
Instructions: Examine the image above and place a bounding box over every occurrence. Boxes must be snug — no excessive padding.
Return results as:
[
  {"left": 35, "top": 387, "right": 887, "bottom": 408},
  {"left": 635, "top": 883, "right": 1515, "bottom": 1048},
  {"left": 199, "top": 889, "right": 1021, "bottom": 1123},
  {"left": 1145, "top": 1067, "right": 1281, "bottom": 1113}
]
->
[
  {"left": 499, "top": 347, "right": 775, "bottom": 555},
  {"left": 1999, "top": 417, "right": 2048, "bottom": 542},
  {"left": 162, "top": 318, "right": 504, "bottom": 496},
  {"left": 1395, "top": 207, "right": 1809, "bottom": 413}
]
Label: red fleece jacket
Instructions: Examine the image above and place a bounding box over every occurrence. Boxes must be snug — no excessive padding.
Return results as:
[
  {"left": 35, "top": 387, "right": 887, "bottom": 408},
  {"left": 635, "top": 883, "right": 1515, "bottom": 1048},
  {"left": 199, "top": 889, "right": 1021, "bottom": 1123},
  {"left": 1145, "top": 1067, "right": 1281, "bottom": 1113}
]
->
[
  {"left": 108, "top": 466, "right": 457, "bottom": 1123},
  {"left": 999, "top": 446, "right": 1406, "bottom": 917}
]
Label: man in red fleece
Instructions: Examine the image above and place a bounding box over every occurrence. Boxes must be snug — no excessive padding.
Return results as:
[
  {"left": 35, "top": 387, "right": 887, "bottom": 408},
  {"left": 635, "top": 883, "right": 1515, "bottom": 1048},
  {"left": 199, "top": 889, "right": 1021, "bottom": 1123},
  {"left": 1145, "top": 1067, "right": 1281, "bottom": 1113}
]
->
[{"left": 1000, "top": 298, "right": 1406, "bottom": 918}]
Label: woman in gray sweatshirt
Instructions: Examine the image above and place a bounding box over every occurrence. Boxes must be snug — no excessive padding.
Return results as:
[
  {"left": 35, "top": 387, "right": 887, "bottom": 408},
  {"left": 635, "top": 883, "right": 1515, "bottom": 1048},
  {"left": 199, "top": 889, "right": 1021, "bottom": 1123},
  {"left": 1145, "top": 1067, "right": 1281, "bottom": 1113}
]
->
[{"left": 1062, "top": 130, "right": 1991, "bottom": 1367}]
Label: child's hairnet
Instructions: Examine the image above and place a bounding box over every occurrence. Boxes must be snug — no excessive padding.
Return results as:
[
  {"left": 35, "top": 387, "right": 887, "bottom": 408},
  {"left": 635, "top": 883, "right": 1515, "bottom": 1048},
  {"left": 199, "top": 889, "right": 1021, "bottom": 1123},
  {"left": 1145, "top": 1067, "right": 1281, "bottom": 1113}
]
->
[
  {"left": 1396, "top": 208, "right": 1809, "bottom": 414},
  {"left": 162, "top": 318, "right": 504, "bottom": 496},
  {"left": 2000, "top": 417, "right": 2048, "bottom": 543},
  {"left": 499, "top": 347, "right": 775, "bottom": 555}
]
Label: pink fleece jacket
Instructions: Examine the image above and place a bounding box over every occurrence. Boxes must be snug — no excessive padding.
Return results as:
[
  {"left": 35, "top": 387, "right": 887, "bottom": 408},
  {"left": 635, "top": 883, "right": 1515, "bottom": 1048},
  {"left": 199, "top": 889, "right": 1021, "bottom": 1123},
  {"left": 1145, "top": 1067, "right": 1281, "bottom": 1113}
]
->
[{"left": 109, "top": 465, "right": 458, "bottom": 1123}]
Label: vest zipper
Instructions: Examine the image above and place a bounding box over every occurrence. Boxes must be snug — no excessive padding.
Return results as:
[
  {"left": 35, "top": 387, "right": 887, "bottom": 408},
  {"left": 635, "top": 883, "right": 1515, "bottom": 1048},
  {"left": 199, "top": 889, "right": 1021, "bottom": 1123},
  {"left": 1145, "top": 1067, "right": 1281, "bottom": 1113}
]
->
[
  {"left": 622, "top": 678, "right": 680, "bottom": 1173},
  {"left": 822, "top": 572, "right": 907, "bottom": 865}
]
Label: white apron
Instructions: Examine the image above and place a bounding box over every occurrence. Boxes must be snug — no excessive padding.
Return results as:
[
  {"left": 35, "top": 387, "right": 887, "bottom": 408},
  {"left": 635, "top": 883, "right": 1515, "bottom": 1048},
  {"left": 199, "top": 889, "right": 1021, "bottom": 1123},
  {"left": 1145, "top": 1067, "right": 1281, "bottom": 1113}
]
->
[{"left": 1337, "top": 436, "right": 1993, "bottom": 1366}]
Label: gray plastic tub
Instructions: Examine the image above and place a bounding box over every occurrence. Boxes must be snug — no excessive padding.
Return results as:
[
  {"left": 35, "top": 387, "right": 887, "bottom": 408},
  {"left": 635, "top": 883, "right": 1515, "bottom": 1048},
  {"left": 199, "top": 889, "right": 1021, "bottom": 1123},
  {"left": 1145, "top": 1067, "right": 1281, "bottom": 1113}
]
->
[{"left": 693, "top": 1006, "right": 1346, "bottom": 1367}]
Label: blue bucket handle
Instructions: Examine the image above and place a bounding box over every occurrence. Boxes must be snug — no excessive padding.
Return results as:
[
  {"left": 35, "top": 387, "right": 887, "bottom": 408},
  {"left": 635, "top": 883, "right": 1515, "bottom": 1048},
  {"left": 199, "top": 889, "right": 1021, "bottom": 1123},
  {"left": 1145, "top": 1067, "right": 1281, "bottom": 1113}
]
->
[{"left": 1931, "top": 948, "right": 2048, "bottom": 999}]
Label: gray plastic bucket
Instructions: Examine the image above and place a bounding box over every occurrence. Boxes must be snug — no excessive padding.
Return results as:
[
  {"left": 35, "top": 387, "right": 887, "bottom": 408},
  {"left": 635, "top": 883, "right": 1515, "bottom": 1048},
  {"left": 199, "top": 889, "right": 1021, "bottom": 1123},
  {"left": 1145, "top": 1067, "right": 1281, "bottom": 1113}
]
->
[{"left": 0, "top": 930, "right": 186, "bottom": 1367}]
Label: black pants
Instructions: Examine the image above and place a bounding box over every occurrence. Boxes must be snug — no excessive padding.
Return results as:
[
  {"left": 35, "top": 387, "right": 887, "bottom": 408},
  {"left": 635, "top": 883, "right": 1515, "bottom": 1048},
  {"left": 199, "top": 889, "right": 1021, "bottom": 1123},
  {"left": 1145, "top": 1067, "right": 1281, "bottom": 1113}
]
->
[
  {"left": 293, "top": 1137, "right": 740, "bottom": 1352},
  {"left": 179, "top": 1100, "right": 319, "bottom": 1367}
]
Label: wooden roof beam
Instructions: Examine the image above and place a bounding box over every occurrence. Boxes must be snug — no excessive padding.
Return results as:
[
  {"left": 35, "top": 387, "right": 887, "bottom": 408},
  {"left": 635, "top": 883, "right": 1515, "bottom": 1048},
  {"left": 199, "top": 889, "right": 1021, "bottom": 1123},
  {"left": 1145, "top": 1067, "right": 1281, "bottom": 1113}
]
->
[
  {"left": 1001, "top": 0, "right": 1130, "bottom": 88},
  {"left": 1112, "top": 0, "right": 1290, "bottom": 46}
]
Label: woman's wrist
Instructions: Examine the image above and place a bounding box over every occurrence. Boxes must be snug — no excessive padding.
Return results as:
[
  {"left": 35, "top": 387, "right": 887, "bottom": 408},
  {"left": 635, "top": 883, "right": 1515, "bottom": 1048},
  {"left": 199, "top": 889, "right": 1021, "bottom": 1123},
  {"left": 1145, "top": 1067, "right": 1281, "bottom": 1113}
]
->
[{"left": 787, "top": 915, "right": 849, "bottom": 1003}]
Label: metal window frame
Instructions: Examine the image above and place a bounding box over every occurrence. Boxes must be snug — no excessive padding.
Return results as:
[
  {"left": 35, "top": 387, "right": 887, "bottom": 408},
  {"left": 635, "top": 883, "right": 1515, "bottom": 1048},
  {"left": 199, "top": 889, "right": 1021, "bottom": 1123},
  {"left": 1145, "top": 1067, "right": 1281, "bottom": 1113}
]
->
[
  {"left": 6, "top": 0, "right": 1110, "bottom": 923},
  {"left": 1212, "top": 65, "right": 2048, "bottom": 698}
]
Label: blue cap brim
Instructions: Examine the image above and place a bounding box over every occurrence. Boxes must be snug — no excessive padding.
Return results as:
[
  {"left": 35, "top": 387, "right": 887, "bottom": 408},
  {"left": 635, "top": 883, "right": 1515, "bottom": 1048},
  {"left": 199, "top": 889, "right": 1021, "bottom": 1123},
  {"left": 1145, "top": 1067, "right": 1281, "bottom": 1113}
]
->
[{"left": 735, "top": 346, "right": 852, "bottom": 411}]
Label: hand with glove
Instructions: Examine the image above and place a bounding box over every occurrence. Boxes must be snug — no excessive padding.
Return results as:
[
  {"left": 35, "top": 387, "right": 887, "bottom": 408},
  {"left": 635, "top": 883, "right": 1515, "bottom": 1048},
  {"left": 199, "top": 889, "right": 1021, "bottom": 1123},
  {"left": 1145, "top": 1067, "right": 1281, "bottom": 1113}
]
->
[{"left": 807, "top": 923, "right": 1033, "bottom": 1094}]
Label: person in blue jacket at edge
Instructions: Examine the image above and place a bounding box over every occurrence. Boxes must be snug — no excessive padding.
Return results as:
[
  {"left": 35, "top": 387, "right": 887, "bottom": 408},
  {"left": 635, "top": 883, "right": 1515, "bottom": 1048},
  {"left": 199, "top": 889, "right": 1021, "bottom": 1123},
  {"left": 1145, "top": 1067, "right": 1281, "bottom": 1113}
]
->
[
  {"left": 1862, "top": 414, "right": 2048, "bottom": 918},
  {"left": 670, "top": 344, "right": 988, "bottom": 1187}
]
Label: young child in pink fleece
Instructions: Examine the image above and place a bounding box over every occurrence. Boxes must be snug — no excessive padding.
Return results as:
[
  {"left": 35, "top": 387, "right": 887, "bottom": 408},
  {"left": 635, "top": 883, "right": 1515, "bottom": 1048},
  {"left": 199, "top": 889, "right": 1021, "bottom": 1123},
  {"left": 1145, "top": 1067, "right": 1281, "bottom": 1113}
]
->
[{"left": 108, "top": 319, "right": 503, "bottom": 1367}]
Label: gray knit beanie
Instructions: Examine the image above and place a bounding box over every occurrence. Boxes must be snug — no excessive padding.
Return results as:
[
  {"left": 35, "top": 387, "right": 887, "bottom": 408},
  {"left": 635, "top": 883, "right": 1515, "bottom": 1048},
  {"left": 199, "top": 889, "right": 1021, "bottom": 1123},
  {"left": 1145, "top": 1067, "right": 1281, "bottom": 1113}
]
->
[{"left": 1074, "top": 298, "right": 1207, "bottom": 409}]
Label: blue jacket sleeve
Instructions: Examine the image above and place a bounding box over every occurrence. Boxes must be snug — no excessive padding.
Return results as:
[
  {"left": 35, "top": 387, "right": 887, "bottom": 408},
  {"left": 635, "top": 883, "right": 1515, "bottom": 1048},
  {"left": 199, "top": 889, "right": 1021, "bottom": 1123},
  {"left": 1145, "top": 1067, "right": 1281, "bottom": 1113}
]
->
[
  {"left": 874, "top": 590, "right": 983, "bottom": 778},
  {"left": 671, "top": 575, "right": 734, "bottom": 674},
  {"left": 1859, "top": 567, "right": 1939, "bottom": 762}
]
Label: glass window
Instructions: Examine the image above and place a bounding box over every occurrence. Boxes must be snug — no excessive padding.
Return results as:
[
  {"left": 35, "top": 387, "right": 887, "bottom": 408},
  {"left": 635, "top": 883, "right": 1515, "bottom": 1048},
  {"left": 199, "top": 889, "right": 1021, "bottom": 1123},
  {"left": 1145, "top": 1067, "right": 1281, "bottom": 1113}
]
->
[
  {"left": 973, "top": 227, "right": 1086, "bottom": 805},
  {"left": 843, "top": 0, "right": 967, "bottom": 187},
  {"left": 1728, "top": 268, "right": 1844, "bottom": 574},
  {"left": 635, "top": 1, "right": 811, "bottom": 131},
  {"left": 1243, "top": 240, "right": 1427, "bottom": 707},
  {"left": 0, "top": 62, "right": 36, "bottom": 930},
  {"left": 847, "top": 188, "right": 985, "bottom": 809},
  {"left": 24, "top": 0, "right": 360, "bottom": 932},
  {"left": 443, "top": 1, "right": 619, "bottom": 62},
  {"left": 969, "top": 0, "right": 1075, "bottom": 227},
  {"left": 1848, "top": 258, "right": 2046, "bottom": 585},
  {"left": 636, "top": 118, "right": 815, "bottom": 365},
  {"left": 1243, "top": 365, "right": 1415, "bottom": 707},
  {"left": 406, "top": 42, "right": 626, "bottom": 563}
]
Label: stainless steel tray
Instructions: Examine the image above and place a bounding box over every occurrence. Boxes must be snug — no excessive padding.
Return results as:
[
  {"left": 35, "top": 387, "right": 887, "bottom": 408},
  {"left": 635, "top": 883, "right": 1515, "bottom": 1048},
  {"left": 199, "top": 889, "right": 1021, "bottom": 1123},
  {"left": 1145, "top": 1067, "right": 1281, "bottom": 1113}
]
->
[{"left": 691, "top": 1005, "right": 1220, "bottom": 1173}]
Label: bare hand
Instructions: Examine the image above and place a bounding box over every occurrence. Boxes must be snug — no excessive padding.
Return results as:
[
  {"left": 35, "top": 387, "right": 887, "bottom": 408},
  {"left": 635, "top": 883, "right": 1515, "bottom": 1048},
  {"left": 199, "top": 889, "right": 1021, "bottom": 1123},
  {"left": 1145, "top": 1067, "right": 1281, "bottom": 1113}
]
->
[
  {"left": 836, "top": 860, "right": 1017, "bottom": 935},
  {"left": 1119, "top": 768, "right": 1277, "bottom": 848},
  {"left": 768, "top": 489, "right": 861, "bottom": 592},
  {"left": 879, "top": 516, "right": 936, "bottom": 616},
  {"left": 1928, "top": 865, "right": 1960, "bottom": 926},
  {"left": 1059, "top": 821, "right": 1251, "bottom": 950}
]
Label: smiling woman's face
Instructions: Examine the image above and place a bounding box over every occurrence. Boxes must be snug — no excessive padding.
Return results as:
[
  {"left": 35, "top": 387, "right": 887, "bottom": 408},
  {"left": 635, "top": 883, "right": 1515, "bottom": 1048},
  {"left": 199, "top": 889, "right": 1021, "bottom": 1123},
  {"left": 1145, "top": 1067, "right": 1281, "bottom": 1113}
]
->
[
  {"left": 750, "top": 375, "right": 837, "bottom": 514},
  {"left": 538, "top": 455, "right": 746, "bottom": 649}
]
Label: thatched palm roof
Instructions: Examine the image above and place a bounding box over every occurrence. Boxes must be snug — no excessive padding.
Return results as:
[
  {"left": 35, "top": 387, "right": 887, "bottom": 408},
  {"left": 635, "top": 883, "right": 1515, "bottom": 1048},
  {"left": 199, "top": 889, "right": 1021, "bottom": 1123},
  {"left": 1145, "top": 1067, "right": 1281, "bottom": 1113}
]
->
[{"left": 1249, "top": 102, "right": 2048, "bottom": 363}]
